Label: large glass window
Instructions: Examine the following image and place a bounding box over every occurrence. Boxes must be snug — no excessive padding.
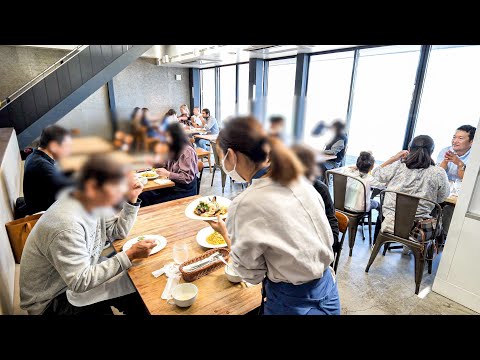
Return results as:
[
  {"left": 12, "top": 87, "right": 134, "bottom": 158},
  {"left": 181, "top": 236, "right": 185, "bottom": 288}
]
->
[
  {"left": 413, "top": 45, "right": 480, "bottom": 160},
  {"left": 201, "top": 68, "right": 216, "bottom": 118},
  {"left": 219, "top": 65, "right": 236, "bottom": 122},
  {"left": 303, "top": 51, "right": 354, "bottom": 149},
  {"left": 238, "top": 63, "right": 250, "bottom": 116},
  {"left": 265, "top": 58, "right": 297, "bottom": 136},
  {"left": 346, "top": 46, "right": 421, "bottom": 165}
]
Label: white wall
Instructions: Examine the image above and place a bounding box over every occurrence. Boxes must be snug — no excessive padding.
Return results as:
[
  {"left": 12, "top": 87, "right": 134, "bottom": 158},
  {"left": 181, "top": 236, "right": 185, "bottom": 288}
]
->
[
  {"left": 0, "top": 129, "right": 22, "bottom": 315},
  {"left": 433, "top": 118, "right": 480, "bottom": 313}
]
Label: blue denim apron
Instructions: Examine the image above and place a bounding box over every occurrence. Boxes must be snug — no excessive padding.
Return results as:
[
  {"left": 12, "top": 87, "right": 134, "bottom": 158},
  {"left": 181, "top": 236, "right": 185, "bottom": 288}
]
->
[{"left": 262, "top": 268, "right": 341, "bottom": 315}]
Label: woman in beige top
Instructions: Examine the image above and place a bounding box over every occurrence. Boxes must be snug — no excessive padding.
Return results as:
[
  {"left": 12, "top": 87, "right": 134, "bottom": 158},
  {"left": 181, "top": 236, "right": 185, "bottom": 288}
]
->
[{"left": 206, "top": 116, "right": 339, "bottom": 315}]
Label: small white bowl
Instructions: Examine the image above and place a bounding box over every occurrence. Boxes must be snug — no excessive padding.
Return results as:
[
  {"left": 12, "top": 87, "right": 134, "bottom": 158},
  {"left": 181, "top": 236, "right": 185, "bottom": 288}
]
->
[
  {"left": 225, "top": 265, "right": 242, "bottom": 283},
  {"left": 137, "top": 177, "right": 148, "bottom": 185},
  {"left": 171, "top": 283, "right": 198, "bottom": 307}
]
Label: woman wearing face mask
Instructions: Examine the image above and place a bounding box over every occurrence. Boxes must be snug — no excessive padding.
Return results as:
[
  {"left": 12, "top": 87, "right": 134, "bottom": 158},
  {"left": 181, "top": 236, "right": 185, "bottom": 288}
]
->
[
  {"left": 138, "top": 123, "right": 198, "bottom": 206},
  {"left": 206, "top": 116, "right": 340, "bottom": 315}
]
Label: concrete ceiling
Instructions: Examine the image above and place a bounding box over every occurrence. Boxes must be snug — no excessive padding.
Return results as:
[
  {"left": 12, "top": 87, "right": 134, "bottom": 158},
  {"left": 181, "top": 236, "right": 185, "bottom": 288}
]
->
[{"left": 17, "top": 45, "right": 360, "bottom": 68}]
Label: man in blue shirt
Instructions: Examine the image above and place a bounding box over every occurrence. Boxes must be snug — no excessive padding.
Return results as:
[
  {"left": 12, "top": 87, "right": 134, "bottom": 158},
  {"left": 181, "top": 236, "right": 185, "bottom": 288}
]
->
[
  {"left": 195, "top": 108, "right": 219, "bottom": 150},
  {"left": 437, "top": 125, "right": 476, "bottom": 181}
]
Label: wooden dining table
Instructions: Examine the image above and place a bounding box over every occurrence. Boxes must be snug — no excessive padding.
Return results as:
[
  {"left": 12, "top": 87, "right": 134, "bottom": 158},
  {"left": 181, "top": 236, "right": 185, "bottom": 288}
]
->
[
  {"left": 59, "top": 151, "right": 136, "bottom": 173},
  {"left": 112, "top": 195, "right": 262, "bottom": 315},
  {"left": 140, "top": 178, "right": 175, "bottom": 192},
  {"left": 70, "top": 136, "right": 114, "bottom": 156},
  {"left": 444, "top": 195, "right": 457, "bottom": 206}
]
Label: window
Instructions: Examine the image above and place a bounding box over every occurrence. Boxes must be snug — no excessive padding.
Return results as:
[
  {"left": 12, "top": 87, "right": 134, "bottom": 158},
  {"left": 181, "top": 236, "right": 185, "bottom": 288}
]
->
[
  {"left": 201, "top": 68, "right": 216, "bottom": 118},
  {"left": 238, "top": 63, "right": 250, "bottom": 116},
  {"left": 413, "top": 45, "right": 480, "bottom": 161},
  {"left": 265, "top": 58, "right": 297, "bottom": 136},
  {"left": 303, "top": 51, "right": 355, "bottom": 149},
  {"left": 219, "top": 65, "right": 236, "bottom": 122},
  {"left": 346, "top": 46, "right": 421, "bottom": 165}
]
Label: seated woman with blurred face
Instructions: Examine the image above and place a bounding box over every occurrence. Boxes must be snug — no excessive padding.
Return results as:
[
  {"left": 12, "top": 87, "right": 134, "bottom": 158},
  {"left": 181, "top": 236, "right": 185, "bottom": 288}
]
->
[
  {"left": 177, "top": 104, "right": 191, "bottom": 126},
  {"left": 371, "top": 135, "right": 450, "bottom": 252},
  {"left": 139, "top": 122, "right": 198, "bottom": 206},
  {"left": 340, "top": 151, "right": 385, "bottom": 213},
  {"left": 206, "top": 116, "right": 339, "bottom": 315}
]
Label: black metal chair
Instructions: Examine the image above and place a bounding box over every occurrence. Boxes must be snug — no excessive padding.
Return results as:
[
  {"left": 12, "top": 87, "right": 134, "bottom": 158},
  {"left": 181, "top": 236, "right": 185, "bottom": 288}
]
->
[
  {"left": 326, "top": 170, "right": 369, "bottom": 256},
  {"left": 357, "top": 186, "right": 383, "bottom": 244},
  {"left": 210, "top": 142, "right": 227, "bottom": 193},
  {"left": 365, "top": 190, "right": 442, "bottom": 295}
]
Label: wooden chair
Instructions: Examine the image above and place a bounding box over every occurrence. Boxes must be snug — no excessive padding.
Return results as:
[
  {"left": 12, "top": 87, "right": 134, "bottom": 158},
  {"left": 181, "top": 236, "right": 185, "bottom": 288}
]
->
[
  {"left": 197, "top": 160, "right": 204, "bottom": 195},
  {"left": 326, "top": 170, "right": 370, "bottom": 256},
  {"left": 333, "top": 211, "right": 349, "bottom": 273},
  {"left": 133, "top": 126, "right": 157, "bottom": 152},
  {"left": 195, "top": 147, "right": 212, "bottom": 173},
  {"left": 70, "top": 128, "right": 81, "bottom": 136},
  {"left": 365, "top": 190, "right": 442, "bottom": 294}
]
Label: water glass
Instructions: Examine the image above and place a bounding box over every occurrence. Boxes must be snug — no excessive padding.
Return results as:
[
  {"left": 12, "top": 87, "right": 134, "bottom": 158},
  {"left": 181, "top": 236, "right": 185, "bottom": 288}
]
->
[
  {"left": 454, "top": 179, "right": 462, "bottom": 196},
  {"left": 173, "top": 242, "right": 189, "bottom": 265}
]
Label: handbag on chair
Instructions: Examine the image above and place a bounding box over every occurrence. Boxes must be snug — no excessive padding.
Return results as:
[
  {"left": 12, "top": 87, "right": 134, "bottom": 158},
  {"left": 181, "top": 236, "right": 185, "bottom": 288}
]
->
[
  {"left": 5, "top": 213, "right": 43, "bottom": 263},
  {"left": 410, "top": 218, "right": 441, "bottom": 260}
]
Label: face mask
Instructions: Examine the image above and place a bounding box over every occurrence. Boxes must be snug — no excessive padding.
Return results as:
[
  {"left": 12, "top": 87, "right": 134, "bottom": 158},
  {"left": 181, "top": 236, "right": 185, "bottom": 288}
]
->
[{"left": 221, "top": 150, "right": 246, "bottom": 183}]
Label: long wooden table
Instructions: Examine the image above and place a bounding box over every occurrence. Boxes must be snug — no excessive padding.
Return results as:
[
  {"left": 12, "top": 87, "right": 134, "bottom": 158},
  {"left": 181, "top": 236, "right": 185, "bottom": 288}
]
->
[
  {"left": 70, "top": 136, "right": 114, "bottom": 156},
  {"left": 444, "top": 195, "right": 457, "bottom": 206},
  {"left": 112, "top": 196, "right": 262, "bottom": 315},
  {"left": 59, "top": 151, "right": 135, "bottom": 173}
]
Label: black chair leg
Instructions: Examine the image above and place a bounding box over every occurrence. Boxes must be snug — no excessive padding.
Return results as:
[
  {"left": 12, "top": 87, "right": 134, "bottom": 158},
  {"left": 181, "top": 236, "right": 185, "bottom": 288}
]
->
[
  {"left": 368, "top": 211, "right": 372, "bottom": 246},
  {"left": 210, "top": 167, "right": 216, "bottom": 186},
  {"left": 348, "top": 218, "right": 359, "bottom": 256},
  {"left": 333, "top": 246, "right": 343, "bottom": 273},
  {"left": 382, "top": 242, "right": 390, "bottom": 256},
  {"left": 365, "top": 234, "right": 386, "bottom": 272},
  {"left": 413, "top": 249, "right": 426, "bottom": 295}
]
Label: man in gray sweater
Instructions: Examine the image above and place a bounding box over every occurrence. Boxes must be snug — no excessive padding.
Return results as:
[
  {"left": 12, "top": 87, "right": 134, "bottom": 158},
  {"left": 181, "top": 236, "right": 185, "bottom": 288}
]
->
[{"left": 20, "top": 154, "right": 156, "bottom": 315}]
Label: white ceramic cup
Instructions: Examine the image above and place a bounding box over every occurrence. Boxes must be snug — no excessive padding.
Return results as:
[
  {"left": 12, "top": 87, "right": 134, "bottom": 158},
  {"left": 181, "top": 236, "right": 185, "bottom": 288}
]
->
[
  {"left": 169, "top": 283, "right": 198, "bottom": 307},
  {"left": 225, "top": 265, "right": 242, "bottom": 283}
]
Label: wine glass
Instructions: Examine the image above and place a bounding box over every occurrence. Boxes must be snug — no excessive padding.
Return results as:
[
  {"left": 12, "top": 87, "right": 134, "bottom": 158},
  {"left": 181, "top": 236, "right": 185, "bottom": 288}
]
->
[{"left": 173, "top": 242, "right": 189, "bottom": 265}]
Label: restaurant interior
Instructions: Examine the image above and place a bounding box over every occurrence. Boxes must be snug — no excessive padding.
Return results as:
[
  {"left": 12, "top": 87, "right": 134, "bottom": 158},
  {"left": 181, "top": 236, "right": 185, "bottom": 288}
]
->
[{"left": 0, "top": 45, "right": 479, "bottom": 316}]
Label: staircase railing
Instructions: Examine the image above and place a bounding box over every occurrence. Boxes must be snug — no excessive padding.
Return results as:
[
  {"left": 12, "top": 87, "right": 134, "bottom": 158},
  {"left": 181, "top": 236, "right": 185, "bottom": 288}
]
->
[{"left": 0, "top": 45, "right": 88, "bottom": 109}]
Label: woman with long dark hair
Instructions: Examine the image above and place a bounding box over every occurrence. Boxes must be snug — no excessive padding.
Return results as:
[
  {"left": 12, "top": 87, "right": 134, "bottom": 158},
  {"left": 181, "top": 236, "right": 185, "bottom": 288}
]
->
[
  {"left": 372, "top": 135, "right": 450, "bottom": 247},
  {"left": 206, "top": 116, "right": 340, "bottom": 315},
  {"left": 138, "top": 122, "right": 198, "bottom": 206},
  {"left": 130, "top": 107, "right": 142, "bottom": 129}
]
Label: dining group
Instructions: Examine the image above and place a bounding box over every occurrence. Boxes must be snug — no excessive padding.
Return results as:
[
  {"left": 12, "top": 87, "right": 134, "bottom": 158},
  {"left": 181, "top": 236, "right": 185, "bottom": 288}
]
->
[{"left": 16, "top": 102, "right": 476, "bottom": 315}]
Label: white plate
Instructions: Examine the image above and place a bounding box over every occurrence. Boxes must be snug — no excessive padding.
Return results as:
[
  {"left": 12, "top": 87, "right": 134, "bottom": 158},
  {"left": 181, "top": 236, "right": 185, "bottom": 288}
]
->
[
  {"left": 196, "top": 227, "right": 228, "bottom": 249},
  {"left": 184, "top": 195, "right": 232, "bottom": 221},
  {"left": 122, "top": 235, "right": 167, "bottom": 256},
  {"left": 137, "top": 171, "right": 159, "bottom": 180}
]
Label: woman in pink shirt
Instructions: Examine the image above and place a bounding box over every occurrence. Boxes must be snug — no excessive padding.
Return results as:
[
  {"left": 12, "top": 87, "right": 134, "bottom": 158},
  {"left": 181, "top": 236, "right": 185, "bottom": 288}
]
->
[{"left": 139, "top": 123, "right": 198, "bottom": 206}]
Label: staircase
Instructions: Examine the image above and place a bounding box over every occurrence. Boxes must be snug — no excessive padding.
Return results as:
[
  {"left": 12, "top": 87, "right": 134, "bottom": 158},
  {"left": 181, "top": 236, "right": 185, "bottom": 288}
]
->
[{"left": 0, "top": 45, "right": 153, "bottom": 148}]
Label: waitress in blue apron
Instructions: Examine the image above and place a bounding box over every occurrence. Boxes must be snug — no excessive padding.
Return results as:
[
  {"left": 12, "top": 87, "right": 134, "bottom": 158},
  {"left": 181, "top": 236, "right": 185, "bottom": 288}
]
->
[{"left": 206, "top": 116, "right": 340, "bottom": 315}]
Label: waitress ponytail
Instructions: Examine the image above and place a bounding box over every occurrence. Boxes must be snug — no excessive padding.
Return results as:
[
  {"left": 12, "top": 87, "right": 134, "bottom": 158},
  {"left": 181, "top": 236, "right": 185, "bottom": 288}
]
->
[
  {"left": 217, "top": 116, "right": 303, "bottom": 185},
  {"left": 267, "top": 135, "right": 304, "bottom": 185}
]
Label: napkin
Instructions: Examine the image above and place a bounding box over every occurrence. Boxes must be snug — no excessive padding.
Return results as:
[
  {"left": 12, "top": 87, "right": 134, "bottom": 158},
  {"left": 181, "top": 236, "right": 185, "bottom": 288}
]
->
[
  {"left": 154, "top": 178, "right": 173, "bottom": 185},
  {"left": 160, "top": 263, "right": 181, "bottom": 300}
]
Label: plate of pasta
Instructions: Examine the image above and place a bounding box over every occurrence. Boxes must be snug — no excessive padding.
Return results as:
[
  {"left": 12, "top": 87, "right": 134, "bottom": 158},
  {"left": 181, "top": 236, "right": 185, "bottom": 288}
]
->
[
  {"left": 185, "top": 195, "right": 231, "bottom": 221},
  {"left": 196, "top": 227, "right": 228, "bottom": 249}
]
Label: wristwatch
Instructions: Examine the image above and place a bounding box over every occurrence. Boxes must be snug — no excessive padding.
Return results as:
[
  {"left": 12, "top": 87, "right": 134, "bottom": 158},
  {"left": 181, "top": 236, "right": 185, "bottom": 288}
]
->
[{"left": 460, "top": 163, "right": 466, "bottom": 171}]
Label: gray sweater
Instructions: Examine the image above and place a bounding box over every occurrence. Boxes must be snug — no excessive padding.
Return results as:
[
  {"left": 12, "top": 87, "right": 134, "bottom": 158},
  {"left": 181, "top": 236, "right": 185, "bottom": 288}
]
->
[{"left": 20, "top": 190, "right": 139, "bottom": 315}]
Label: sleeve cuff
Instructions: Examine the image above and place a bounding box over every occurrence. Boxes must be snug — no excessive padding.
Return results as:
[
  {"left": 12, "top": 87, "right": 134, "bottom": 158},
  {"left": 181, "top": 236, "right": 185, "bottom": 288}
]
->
[
  {"left": 127, "top": 199, "right": 142, "bottom": 207},
  {"left": 116, "top": 251, "right": 132, "bottom": 271}
]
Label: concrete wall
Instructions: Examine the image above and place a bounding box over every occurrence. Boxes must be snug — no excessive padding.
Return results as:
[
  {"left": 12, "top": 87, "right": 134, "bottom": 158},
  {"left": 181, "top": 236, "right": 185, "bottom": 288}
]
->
[
  {"left": 0, "top": 46, "right": 69, "bottom": 100},
  {"left": 113, "top": 57, "right": 190, "bottom": 132},
  {"left": 57, "top": 86, "right": 112, "bottom": 139},
  {"left": 0, "top": 128, "right": 22, "bottom": 315}
]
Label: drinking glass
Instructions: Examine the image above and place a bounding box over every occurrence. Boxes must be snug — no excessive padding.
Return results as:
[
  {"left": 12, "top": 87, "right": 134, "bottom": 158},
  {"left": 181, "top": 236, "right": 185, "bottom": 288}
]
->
[
  {"left": 173, "top": 242, "right": 189, "bottom": 265},
  {"left": 454, "top": 179, "right": 462, "bottom": 196}
]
